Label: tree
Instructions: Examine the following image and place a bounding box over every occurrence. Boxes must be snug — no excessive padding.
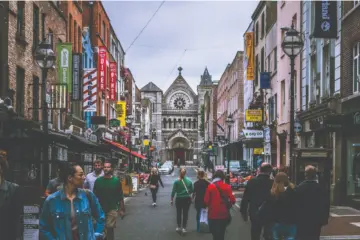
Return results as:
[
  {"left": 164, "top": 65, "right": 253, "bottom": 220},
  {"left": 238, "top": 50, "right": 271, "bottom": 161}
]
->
[{"left": 199, "top": 104, "right": 205, "bottom": 137}]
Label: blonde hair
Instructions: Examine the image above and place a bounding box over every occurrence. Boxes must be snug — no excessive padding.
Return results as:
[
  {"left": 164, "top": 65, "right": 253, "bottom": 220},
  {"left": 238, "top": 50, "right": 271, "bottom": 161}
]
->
[
  {"left": 179, "top": 167, "right": 186, "bottom": 179},
  {"left": 151, "top": 167, "right": 158, "bottom": 175},
  {"left": 271, "top": 172, "right": 294, "bottom": 198}
]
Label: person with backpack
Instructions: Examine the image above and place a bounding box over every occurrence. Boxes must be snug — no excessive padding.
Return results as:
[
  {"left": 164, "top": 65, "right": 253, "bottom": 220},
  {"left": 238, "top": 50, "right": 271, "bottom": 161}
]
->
[
  {"left": 204, "top": 170, "right": 236, "bottom": 240},
  {"left": 171, "top": 167, "right": 193, "bottom": 235},
  {"left": 39, "top": 162, "right": 105, "bottom": 239},
  {"left": 0, "top": 151, "right": 22, "bottom": 240},
  {"left": 147, "top": 167, "right": 164, "bottom": 207}
]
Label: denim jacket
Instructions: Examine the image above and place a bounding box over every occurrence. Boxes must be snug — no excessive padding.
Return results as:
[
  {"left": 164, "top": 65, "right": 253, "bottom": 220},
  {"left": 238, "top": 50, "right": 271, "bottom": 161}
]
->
[{"left": 39, "top": 188, "right": 105, "bottom": 240}]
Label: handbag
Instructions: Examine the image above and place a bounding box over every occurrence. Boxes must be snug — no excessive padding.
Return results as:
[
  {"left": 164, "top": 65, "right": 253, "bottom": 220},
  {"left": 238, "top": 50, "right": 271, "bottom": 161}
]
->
[
  {"left": 181, "top": 179, "right": 192, "bottom": 203},
  {"left": 214, "top": 183, "right": 232, "bottom": 225}
]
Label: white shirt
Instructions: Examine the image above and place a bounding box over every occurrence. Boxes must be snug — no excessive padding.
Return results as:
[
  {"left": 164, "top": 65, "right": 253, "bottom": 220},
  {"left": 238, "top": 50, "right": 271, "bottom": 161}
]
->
[{"left": 84, "top": 170, "right": 104, "bottom": 192}]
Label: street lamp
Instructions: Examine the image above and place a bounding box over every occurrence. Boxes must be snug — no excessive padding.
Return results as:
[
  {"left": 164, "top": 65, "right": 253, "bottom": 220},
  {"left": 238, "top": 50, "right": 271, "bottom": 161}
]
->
[
  {"left": 126, "top": 115, "right": 134, "bottom": 172},
  {"left": 35, "top": 35, "right": 55, "bottom": 186},
  {"left": 281, "top": 24, "right": 304, "bottom": 178},
  {"left": 225, "top": 114, "right": 234, "bottom": 184}
]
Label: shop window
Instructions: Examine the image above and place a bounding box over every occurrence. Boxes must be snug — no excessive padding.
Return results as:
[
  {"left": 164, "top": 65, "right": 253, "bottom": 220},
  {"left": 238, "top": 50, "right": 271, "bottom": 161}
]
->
[
  {"left": 353, "top": 42, "right": 360, "bottom": 93},
  {"left": 17, "top": 1, "right": 25, "bottom": 37},
  {"left": 347, "top": 143, "right": 360, "bottom": 197},
  {"left": 41, "top": 13, "right": 46, "bottom": 41},
  {"left": 33, "top": 4, "right": 39, "bottom": 50}
]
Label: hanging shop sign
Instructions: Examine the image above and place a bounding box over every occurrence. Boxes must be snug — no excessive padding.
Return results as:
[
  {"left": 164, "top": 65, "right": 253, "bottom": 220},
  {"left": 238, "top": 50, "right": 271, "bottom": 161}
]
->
[
  {"left": 72, "top": 53, "right": 81, "bottom": 100},
  {"left": 56, "top": 43, "right": 72, "bottom": 92},
  {"left": 83, "top": 68, "right": 97, "bottom": 112},
  {"left": 253, "top": 148, "right": 263, "bottom": 155},
  {"left": 245, "top": 32, "right": 254, "bottom": 80},
  {"left": 116, "top": 101, "right": 126, "bottom": 127},
  {"left": 109, "top": 118, "right": 120, "bottom": 127},
  {"left": 242, "top": 129, "right": 264, "bottom": 139},
  {"left": 313, "top": 1, "right": 337, "bottom": 39},
  {"left": 110, "top": 62, "right": 117, "bottom": 101},
  {"left": 98, "top": 46, "right": 107, "bottom": 91},
  {"left": 245, "top": 109, "right": 263, "bottom": 122}
]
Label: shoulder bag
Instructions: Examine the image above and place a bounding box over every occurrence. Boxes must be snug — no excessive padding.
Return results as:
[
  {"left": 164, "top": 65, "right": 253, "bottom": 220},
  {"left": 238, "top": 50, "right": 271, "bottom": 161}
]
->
[
  {"left": 181, "top": 179, "right": 192, "bottom": 203},
  {"left": 214, "top": 183, "right": 232, "bottom": 225}
]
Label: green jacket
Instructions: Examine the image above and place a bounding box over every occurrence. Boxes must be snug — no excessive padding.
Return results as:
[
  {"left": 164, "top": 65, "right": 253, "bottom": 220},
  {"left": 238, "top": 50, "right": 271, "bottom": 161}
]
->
[{"left": 171, "top": 177, "right": 193, "bottom": 198}]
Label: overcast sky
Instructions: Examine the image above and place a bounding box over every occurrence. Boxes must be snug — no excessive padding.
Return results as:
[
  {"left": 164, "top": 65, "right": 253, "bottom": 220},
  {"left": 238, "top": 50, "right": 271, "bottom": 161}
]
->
[{"left": 103, "top": 1, "right": 259, "bottom": 93}]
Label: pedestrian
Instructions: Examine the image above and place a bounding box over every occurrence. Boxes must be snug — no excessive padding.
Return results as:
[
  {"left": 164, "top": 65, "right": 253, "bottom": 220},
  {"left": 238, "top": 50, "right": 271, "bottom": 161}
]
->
[
  {"left": 0, "top": 150, "right": 22, "bottom": 240},
  {"left": 84, "top": 159, "right": 104, "bottom": 192},
  {"left": 44, "top": 162, "right": 64, "bottom": 196},
  {"left": 93, "top": 160, "right": 125, "bottom": 240},
  {"left": 204, "top": 170, "right": 235, "bottom": 240},
  {"left": 192, "top": 168, "right": 210, "bottom": 232},
  {"left": 147, "top": 167, "right": 164, "bottom": 207},
  {"left": 240, "top": 162, "right": 273, "bottom": 240},
  {"left": 39, "top": 162, "right": 105, "bottom": 239},
  {"left": 295, "top": 165, "right": 330, "bottom": 240},
  {"left": 171, "top": 167, "right": 193, "bottom": 235},
  {"left": 258, "top": 172, "right": 297, "bottom": 240}
]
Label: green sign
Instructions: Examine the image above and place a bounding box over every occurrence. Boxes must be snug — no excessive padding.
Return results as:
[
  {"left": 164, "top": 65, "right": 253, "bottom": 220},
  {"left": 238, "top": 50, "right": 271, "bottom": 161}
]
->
[
  {"left": 109, "top": 119, "right": 120, "bottom": 127},
  {"left": 56, "top": 43, "right": 72, "bottom": 92}
]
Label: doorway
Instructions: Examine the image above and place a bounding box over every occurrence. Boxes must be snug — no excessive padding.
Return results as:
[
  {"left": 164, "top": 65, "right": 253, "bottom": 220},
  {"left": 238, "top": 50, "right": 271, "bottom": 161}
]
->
[{"left": 174, "top": 149, "right": 185, "bottom": 165}]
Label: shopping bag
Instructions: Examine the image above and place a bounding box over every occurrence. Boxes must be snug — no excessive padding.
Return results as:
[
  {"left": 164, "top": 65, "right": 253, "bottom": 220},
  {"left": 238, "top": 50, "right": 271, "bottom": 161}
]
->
[{"left": 199, "top": 208, "right": 209, "bottom": 232}]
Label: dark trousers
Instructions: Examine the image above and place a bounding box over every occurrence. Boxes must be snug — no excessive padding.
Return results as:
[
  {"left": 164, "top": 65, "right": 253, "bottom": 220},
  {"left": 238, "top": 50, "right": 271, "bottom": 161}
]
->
[
  {"left": 175, "top": 197, "right": 191, "bottom": 228},
  {"left": 195, "top": 207, "right": 201, "bottom": 231},
  {"left": 150, "top": 187, "right": 158, "bottom": 203},
  {"left": 250, "top": 220, "right": 272, "bottom": 240},
  {"left": 208, "top": 219, "right": 228, "bottom": 240},
  {"left": 296, "top": 225, "right": 322, "bottom": 240}
]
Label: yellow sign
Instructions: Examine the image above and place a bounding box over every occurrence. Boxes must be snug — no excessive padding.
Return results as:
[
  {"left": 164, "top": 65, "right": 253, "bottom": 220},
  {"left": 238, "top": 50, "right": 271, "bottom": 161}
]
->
[
  {"left": 246, "top": 109, "right": 263, "bottom": 122},
  {"left": 143, "top": 139, "right": 149, "bottom": 146},
  {"left": 116, "top": 101, "right": 126, "bottom": 127},
  {"left": 245, "top": 32, "right": 254, "bottom": 80},
  {"left": 253, "top": 148, "right": 263, "bottom": 155}
]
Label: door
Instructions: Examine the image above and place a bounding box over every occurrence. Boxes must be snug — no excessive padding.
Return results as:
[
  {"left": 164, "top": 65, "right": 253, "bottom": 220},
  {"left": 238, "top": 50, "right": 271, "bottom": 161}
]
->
[{"left": 175, "top": 149, "right": 185, "bottom": 165}]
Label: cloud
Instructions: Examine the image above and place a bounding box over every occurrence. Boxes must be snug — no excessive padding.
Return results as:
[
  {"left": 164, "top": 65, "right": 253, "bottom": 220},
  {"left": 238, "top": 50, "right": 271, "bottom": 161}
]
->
[{"left": 103, "top": 1, "right": 258, "bottom": 92}]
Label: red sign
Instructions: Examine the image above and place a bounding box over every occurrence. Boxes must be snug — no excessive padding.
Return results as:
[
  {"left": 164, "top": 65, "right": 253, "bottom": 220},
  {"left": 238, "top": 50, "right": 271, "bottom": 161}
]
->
[
  {"left": 109, "top": 62, "right": 117, "bottom": 101},
  {"left": 98, "top": 46, "right": 107, "bottom": 91}
]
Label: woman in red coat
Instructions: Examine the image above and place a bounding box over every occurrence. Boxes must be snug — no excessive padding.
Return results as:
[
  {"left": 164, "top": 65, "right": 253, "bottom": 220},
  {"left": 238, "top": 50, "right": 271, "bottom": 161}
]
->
[{"left": 204, "top": 170, "right": 236, "bottom": 240}]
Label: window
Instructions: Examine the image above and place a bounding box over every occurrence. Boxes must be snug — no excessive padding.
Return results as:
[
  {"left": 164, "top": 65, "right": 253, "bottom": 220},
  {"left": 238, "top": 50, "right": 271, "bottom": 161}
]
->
[
  {"left": 48, "top": 29, "right": 53, "bottom": 49},
  {"left": 261, "top": 13, "right": 265, "bottom": 38},
  {"left": 33, "top": 76, "right": 39, "bottom": 121},
  {"left": 69, "top": 14, "right": 72, "bottom": 42},
  {"left": 255, "top": 54, "right": 258, "bottom": 85},
  {"left": 268, "top": 96, "right": 274, "bottom": 122},
  {"left": 267, "top": 55, "right": 271, "bottom": 72},
  {"left": 255, "top": 22, "right": 259, "bottom": 45},
  {"left": 74, "top": 21, "right": 77, "bottom": 52},
  {"left": 261, "top": 47, "right": 264, "bottom": 72},
  {"left": 354, "top": 0, "right": 360, "bottom": 7},
  {"left": 281, "top": 80, "right": 286, "bottom": 121},
  {"left": 41, "top": 13, "right": 46, "bottom": 41},
  {"left": 102, "top": 21, "right": 106, "bottom": 42},
  {"left": 353, "top": 42, "right": 360, "bottom": 93},
  {"left": 274, "top": 94, "right": 278, "bottom": 121},
  {"left": 274, "top": 47, "right": 277, "bottom": 71},
  {"left": 17, "top": 2, "right": 25, "bottom": 36},
  {"left": 16, "top": 67, "right": 25, "bottom": 116},
  {"left": 33, "top": 4, "right": 39, "bottom": 49}
]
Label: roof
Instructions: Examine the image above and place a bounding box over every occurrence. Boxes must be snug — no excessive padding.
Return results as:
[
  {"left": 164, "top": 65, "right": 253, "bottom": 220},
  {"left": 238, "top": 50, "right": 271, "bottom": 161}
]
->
[
  {"left": 199, "top": 67, "right": 213, "bottom": 86},
  {"left": 140, "top": 82, "right": 162, "bottom": 92}
]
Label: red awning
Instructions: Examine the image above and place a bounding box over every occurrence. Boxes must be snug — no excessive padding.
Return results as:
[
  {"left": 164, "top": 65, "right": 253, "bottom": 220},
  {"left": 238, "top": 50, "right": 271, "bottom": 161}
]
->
[
  {"left": 131, "top": 151, "right": 146, "bottom": 160},
  {"left": 103, "top": 139, "right": 130, "bottom": 153}
]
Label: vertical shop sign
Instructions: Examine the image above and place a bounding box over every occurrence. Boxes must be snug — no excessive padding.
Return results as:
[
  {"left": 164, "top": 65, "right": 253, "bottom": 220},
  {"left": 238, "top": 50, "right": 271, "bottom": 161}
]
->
[
  {"left": 110, "top": 62, "right": 117, "bottom": 101},
  {"left": 56, "top": 43, "right": 73, "bottom": 92},
  {"left": 116, "top": 101, "right": 126, "bottom": 127},
  {"left": 72, "top": 54, "right": 81, "bottom": 100},
  {"left": 245, "top": 32, "right": 254, "bottom": 80},
  {"left": 98, "top": 46, "right": 107, "bottom": 91},
  {"left": 83, "top": 68, "right": 97, "bottom": 112},
  {"left": 313, "top": 1, "right": 337, "bottom": 39}
]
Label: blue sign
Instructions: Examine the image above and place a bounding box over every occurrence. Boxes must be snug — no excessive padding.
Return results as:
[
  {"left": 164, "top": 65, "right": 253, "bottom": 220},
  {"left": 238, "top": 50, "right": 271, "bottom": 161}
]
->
[
  {"left": 260, "top": 72, "right": 271, "bottom": 89},
  {"left": 84, "top": 112, "right": 95, "bottom": 129}
]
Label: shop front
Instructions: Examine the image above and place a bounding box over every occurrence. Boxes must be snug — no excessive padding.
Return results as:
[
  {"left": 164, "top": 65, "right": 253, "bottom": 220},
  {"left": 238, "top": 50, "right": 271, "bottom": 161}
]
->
[{"left": 239, "top": 129, "right": 264, "bottom": 170}]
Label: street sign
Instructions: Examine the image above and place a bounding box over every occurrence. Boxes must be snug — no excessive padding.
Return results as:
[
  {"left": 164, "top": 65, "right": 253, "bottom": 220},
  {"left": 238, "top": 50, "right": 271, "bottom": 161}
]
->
[
  {"left": 245, "top": 109, "right": 263, "bottom": 122},
  {"left": 242, "top": 129, "right": 264, "bottom": 139}
]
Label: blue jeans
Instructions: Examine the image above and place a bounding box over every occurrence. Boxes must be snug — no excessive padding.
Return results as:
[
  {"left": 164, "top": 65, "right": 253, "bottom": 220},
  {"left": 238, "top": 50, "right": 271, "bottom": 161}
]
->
[{"left": 272, "top": 223, "right": 296, "bottom": 240}]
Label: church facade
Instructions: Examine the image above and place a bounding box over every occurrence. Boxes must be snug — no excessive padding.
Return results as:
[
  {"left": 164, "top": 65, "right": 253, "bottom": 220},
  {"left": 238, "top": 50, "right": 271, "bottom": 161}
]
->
[{"left": 141, "top": 67, "right": 205, "bottom": 165}]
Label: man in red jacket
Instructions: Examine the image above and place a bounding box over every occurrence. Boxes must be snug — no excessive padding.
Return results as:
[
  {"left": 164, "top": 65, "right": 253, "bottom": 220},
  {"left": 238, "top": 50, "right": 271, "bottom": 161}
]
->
[{"left": 204, "top": 170, "right": 236, "bottom": 240}]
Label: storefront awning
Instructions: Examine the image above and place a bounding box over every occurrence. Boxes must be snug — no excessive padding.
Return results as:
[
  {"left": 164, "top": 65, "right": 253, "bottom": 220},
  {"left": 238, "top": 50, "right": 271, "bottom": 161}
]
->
[
  {"left": 103, "top": 138, "right": 130, "bottom": 152},
  {"left": 131, "top": 151, "right": 146, "bottom": 160}
]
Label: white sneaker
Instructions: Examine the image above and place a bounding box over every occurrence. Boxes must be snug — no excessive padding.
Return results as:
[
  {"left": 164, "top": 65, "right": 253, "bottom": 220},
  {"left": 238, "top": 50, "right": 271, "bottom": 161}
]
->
[
  {"left": 152, "top": 203, "right": 155, "bottom": 206},
  {"left": 182, "top": 228, "right": 187, "bottom": 234},
  {"left": 154, "top": 202, "right": 157, "bottom": 206},
  {"left": 176, "top": 227, "right": 181, "bottom": 232}
]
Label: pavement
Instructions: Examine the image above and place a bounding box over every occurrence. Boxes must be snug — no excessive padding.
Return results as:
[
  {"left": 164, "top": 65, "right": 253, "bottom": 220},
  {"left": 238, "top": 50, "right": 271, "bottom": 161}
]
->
[{"left": 116, "top": 167, "right": 360, "bottom": 240}]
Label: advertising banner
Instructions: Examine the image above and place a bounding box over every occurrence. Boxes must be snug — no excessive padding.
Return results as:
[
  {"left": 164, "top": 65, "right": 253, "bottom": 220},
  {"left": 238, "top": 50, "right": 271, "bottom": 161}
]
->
[
  {"left": 116, "top": 101, "right": 126, "bottom": 127},
  {"left": 98, "top": 46, "right": 107, "bottom": 91},
  {"left": 56, "top": 43, "right": 72, "bottom": 92},
  {"left": 72, "top": 53, "right": 81, "bottom": 100},
  {"left": 110, "top": 62, "right": 117, "bottom": 101},
  {"left": 83, "top": 68, "right": 97, "bottom": 112},
  {"left": 245, "top": 109, "right": 263, "bottom": 122},
  {"left": 260, "top": 72, "right": 271, "bottom": 89},
  {"left": 313, "top": 1, "right": 337, "bottom": 39},
  {"left": 245, "top": 32, "right": 254, "bottom": 80}
]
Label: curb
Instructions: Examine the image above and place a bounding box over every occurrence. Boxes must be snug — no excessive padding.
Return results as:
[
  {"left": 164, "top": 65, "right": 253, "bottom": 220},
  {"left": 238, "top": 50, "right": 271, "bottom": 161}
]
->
[{"left": 320, "top": 236, "right": 360, "bottom": 240}]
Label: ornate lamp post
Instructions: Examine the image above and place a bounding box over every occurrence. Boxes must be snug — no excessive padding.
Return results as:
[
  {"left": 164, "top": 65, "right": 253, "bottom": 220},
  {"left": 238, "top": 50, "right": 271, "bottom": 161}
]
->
[
  {"left": 126, "top": 115, "right": 134, "bottom": 172},
  {"left": 225, "top": 114, "right": 234, "bottom": 184},
  {"left": 35, "top": 34, "right": 55, "bottom": 185},
  {"left": 281, "top": 24, "right": 304, "bottom": 178}
]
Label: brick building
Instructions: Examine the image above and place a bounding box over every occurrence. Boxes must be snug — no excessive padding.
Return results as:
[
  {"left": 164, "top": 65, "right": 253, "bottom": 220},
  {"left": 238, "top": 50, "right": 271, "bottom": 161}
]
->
[
  {"left": 339, "top": 1, "right": 360, "bottom": 208},
  {"left": 0, "top": 1, "right": 9, "bottom": 98}
]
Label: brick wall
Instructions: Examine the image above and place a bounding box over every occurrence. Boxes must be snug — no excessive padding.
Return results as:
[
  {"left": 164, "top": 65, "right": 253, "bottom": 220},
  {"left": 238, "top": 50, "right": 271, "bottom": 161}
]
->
[
  {"left": 8, "top": 1, "right": 66, "bottom": 120},
  {"left": 341, "top": 4, "right": 360, "bottom": 98}
]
